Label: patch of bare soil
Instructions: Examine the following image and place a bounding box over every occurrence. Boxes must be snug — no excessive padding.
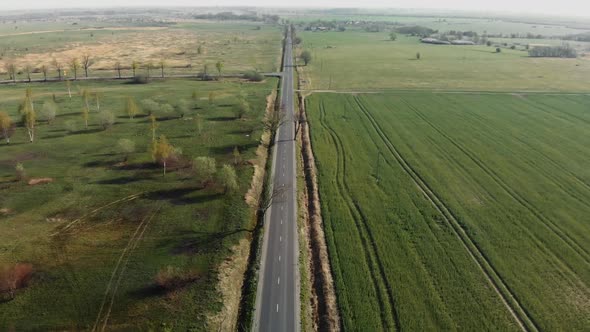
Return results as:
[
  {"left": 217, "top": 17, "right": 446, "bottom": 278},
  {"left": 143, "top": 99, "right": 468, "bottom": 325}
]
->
[{"left": 28, "top": 178, "right": 53, "bottom": 186}]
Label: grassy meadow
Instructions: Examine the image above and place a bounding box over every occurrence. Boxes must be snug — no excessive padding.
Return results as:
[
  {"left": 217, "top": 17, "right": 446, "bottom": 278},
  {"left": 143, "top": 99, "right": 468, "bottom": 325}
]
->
[
  {"left": 0, "top": 77, "right": 277, "bottom": 330},
  {"left": 298, "top": 30, "right": 590, "bottom": 91},
  {"left": 306, "top": 92, "right": 590, "bottom": 331}
]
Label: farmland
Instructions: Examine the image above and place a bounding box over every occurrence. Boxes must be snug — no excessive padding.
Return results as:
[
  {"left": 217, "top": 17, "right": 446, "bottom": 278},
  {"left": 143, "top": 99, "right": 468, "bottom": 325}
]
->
[
  {"left": 0, "top": 77, "right": 278, "bottom": 330},
  {"left": 306, "top": 92, "right": 590, "bottom": 330},
  {"left": 297, "top": 30, "right": 590, "bottom": 92}
]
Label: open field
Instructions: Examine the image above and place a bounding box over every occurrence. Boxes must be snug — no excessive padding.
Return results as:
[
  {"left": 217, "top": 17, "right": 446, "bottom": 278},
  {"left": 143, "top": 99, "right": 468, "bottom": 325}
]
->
[
  {"left": 306, "top": 92, "right": 590, "bottom": 330},
  {"left": 287, "top": 11, "right": 590, "bottom": 35},
  {"left": 298, "top": 30, "right": 590, "bottom": 91},
  {"left": 0, "top": 21, "right": 282, "bottom": 80},
  {"left": 0, "top": 77, "right": 277, "bottom": 330}
]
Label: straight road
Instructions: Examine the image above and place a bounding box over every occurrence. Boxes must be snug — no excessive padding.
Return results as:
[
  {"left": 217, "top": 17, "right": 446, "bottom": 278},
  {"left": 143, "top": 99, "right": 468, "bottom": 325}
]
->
[{"left": 253, "top": 29, "right": 299, "bottom": 332}]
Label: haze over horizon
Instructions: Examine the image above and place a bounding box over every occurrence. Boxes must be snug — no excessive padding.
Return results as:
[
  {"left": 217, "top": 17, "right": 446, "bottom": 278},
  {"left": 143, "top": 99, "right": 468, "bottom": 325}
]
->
[{"left": 0, "top": 0, "right": 589, "bottom": 18}]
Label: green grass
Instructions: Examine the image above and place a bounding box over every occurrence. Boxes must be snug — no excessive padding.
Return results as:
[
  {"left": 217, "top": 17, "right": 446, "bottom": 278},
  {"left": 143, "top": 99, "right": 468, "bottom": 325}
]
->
[
  {"left": 0, "top": 77, "right": 277, "bottom": 330},
  {"left": 306, "top": 92, "right": 590, "bottom": 331},
  {"left": 299, "top": 30, "right": 590, "bottom": 91}
]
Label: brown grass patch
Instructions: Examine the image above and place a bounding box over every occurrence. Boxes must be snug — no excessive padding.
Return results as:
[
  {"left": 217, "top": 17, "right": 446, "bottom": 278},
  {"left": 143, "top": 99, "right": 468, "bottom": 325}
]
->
[
  {"left": 28, "top": 178, "right": 54, "bottom": 186},
  {"left": 0, "top": 263, "right": 34, "bottom": 301}
]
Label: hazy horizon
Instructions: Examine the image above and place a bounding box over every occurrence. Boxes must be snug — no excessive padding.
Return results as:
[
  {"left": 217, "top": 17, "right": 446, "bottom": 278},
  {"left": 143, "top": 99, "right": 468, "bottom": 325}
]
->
[{"left": 0, "top": 0, "right": 589, "bottom": 19}]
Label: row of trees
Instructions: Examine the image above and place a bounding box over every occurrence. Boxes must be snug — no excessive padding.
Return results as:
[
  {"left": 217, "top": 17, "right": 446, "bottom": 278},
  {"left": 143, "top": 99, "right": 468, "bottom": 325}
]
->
[
  {"left": 528, "top": 45, "right": 578, "bottom": 58},
  {"left": 3, "top": 56, "right": 228, "bottom": 82}
]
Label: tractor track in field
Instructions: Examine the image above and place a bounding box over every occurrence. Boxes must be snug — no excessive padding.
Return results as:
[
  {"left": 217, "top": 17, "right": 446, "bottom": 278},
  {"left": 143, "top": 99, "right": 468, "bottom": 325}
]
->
[
  {"left": 456, "top": 102, "right": 590, "bottom": 206},
  {"left": 398, "top": 97, "right": 590, "bottom": 272},
  {"left": 353, "top": 96, "right": 538, "bottom": 332},
  {"left": 50, "top": 192, "right": 146, "bottom": 237},
  {"left": 318, "top": 101, "right": 401, "bottom": 331},
  {"left": 91, "top": 204, "right": 162, "bottom": 332}
]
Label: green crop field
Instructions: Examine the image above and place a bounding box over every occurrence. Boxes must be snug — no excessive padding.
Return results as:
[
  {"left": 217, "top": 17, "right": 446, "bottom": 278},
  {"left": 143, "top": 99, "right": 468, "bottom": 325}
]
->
[
  {"left": 306, "top": 92, "right": 590, "bottom": 331},
  {"left": 0, "top": 77, "right": 277, "bottom": 330},
  {"left": 298, "top": 30, "right": 590, "bottom": 92}
]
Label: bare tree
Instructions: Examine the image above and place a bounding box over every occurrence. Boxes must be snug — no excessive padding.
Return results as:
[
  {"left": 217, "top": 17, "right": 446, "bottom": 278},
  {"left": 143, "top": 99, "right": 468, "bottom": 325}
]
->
[
  {"left": 69, "top": 57, "right": 80, "bottom": 80},
  {"left": 24, "top": 64, "right": 32, "bottom": 82},
  {"left": 4, "top": 63, "right": 17, "bottom": 82},
  {"left": 40, "top": 65, "right": 48, "bottom": 81},
  {"left": 264, "top": 106, "right": 286, "bottom": 145},
  {"left": 259, "top": 185, "right": 288, "bottom": 215},
  {"left": 52, "top": 59, "right": 63, "bottom": 81},
  {"left": 293, "top": 106, "right": 305, "bottom": 140},
  {"left": 159, "top": 60, "right": 166, "bottom": 78},
  {"left": 115, "top": 61, "right": 122, "bottom": 79},
  {"left": 132, "top": 60, "right": 139, "bottom": 77},
  {"left": 81, "top": 54, "right": 93, "bottom": 77}
]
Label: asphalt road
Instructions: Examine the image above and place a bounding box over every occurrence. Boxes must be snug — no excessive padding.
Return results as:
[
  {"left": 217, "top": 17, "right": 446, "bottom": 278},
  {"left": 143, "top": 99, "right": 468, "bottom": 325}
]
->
[{"left": 253, "top": 30, "right": 299, "bottom": 332}]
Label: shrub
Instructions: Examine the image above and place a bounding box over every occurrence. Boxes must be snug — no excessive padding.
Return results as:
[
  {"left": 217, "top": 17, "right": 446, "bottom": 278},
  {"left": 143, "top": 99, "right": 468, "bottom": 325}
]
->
[
  {"left": 218, "top": 164, "right": 238, "bottom": 193},
  {"left": 193, "top": 156, "right": 216, "bottom": 186},
  {"left": 175, "top": 99, "right": 190, "bottom": 118},
  {"left": 39, "top": 100, "right": 57, "bottom": 124},
  {"left": 15, "top": 163, "right": 26, "bottom": 181},
  {"left": 496, "top": 47, "right": 502, "bottom": 53},
  {"left": 98, "top": 110, "right": 115, "bottom": 130},
  {"left": 65, "top": 119, "right": 77, "bottom": 133},
  {"left": 141, "top": 99, "right": 160, "bottom": 115},
  {"left": 117, "top": 139, "right": 135, "bottom": 155}
]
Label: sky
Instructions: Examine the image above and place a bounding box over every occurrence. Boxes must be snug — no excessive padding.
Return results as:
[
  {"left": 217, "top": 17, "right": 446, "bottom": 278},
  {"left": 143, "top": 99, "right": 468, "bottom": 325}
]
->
[{"left": 1, "top": 0, "right": 589, "bottom": 18}]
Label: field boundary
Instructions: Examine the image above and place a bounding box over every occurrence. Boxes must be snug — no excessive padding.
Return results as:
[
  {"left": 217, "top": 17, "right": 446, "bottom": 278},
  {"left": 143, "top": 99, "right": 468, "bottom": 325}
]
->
[
  {"left": 298, "top": 93, "right": 341, "bottom": 331},
  {"left": 353, "top": 96, "right": 540, "bottom": 332}
]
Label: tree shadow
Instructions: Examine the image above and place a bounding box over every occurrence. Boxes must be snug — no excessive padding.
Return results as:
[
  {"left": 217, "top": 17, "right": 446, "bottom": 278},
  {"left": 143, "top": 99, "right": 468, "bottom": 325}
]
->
[
  {"left": 94, "top": 176, "right": 144, "bottom": 185},
  {"left": 209, "top": 142, "right": 259, "bottom": 155},
  {"left": 83, "top": 159, "right": 116, "bottom": 168},
  {"left": 146, "top": 187, "right": 222, "bottom": 205},
  {"left": 116, "top": 162, "right": 159, "bottom": 171},
  {"left": 208, "top": 116, "right": 236, "bottom": 122},
  {"left": 171, "top": 228, "right": 252, "bottom": 255},
  {"left": 128, "top": 284, "right": 168, "bottom": 300}
]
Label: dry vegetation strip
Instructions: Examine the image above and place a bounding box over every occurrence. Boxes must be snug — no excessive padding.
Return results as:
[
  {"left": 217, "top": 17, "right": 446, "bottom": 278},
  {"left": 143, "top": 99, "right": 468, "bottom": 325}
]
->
[{"left": 298, "top": 94, "right": 340, "bottom": 331}]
